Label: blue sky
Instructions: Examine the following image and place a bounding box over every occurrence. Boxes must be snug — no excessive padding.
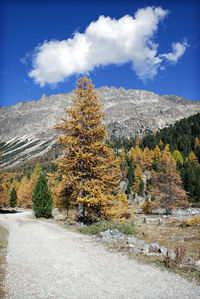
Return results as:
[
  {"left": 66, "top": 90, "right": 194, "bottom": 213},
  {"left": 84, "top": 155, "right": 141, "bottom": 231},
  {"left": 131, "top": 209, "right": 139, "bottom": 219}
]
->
[{"left": 0, "top": 0, "right": 200, "bottom": 107}]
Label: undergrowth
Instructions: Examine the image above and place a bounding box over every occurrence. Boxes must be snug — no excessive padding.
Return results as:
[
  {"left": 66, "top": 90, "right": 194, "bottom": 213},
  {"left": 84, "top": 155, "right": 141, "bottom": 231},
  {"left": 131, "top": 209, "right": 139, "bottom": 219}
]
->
[
  {"left": 79, "top": 220, "right": 137, "bottom": 235},
  {"left": 0, "top": 225, "right": 8, "bottom": 298}
]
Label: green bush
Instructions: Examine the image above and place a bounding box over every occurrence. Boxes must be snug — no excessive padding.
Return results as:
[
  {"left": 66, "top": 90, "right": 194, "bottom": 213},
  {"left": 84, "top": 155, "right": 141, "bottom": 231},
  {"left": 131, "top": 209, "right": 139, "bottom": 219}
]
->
[
  {"left": 9, "top": 187, "right": 17, "bottom": 208},
  {"left": 79, "top": 220, "right": 137, "bottom": 235},
  {"left": 32, "top": 172, "right": 53, "bottom": 218}
]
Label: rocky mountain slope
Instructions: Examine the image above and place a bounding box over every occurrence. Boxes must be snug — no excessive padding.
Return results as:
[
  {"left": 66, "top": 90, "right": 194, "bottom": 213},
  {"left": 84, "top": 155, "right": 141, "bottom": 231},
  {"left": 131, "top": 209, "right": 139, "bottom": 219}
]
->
[{"left": 1, "top": 87, "right": 200, "bottom": 167}]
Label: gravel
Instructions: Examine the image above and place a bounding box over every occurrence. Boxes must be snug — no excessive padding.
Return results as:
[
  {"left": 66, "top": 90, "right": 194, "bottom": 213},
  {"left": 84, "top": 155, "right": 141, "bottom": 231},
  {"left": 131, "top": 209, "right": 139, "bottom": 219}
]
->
[{"left": 0, "top": 211, "right": 200, "bottom": 299}]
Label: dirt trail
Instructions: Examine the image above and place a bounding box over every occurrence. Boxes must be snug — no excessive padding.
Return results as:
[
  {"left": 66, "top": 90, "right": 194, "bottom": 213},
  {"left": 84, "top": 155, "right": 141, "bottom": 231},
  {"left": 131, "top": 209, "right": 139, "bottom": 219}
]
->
[{"left": 0, "top": 211, "right": 199, "bottom": 299}]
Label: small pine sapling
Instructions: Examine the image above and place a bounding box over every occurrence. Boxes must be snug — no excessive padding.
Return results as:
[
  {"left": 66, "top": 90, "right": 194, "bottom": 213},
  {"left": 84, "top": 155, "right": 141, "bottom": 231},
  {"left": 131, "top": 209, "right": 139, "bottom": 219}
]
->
[
  {"left": 32, "top": 172, "right": 53, "bottom": 218},
  {"left": 10, "top": 187, "right": 17, "bottom": 208}
]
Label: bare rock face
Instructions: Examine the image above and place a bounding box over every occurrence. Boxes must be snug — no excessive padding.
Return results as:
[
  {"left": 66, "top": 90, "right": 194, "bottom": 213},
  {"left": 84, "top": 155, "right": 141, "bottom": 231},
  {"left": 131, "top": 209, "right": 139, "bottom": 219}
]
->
[{"left": 0, "top": 87, "right": 200, "bottom": 167}]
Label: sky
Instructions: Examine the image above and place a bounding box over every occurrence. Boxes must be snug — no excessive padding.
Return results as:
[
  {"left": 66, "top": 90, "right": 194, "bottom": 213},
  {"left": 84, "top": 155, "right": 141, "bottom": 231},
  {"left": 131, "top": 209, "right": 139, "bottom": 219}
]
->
[{"left": 0, "top": 0, "right": 200, "bottom": 107}]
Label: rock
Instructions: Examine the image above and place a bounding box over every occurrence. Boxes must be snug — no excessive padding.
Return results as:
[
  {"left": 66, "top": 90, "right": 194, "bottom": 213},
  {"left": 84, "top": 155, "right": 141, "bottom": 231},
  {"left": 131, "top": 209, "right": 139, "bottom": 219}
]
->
[
  {"left": 167, "top": 249, "right": 176, "bottom": 261},
  {"left": 142, "top": 244, "right": 149, "bottom": 254},
  {"left": 127, "top": 236, "right": 137, "bottom": 245},
  {"left": 128, "top": 244, "right": 136, "bottom": 248},
  {"left": 54, "top": 214, "right": 66, "bottom": 221},
  {"left": 183, "top": 257, "right": 194, "bottom": 263},
  {"left": 145, "top": 252, "right": 160, "bottom": 256},
  {"left": 152, "top": 209, "right": 166, "bottom": 215},
  {"left": 136, "top": 240, "right": 145, "bottom": 248},
  {"left": 101, "top": 238, "right": 113, "bottom": 245},
  {"left": 180, "top": 264, "right": 198, "bottom": 271},
  {"left": 99, "top": 230, "right": 111, "bottom": 239},
  {"left": 146, "top": 218, "right": 158, "bottom": 224},
  {"left": 149, "top": 243, "right": 160, "bottom": 252},
  {"left": 195, "top": 260, "right": 200, "bottom": 269},
  {"left": 173, "top": 236, "right": 185, "bottom": 241},
  {"left": 131, "top": 248, "right": 142, "bottom": 254},
  {"left": 158, "top": 247, "right": 168, "bottom": 257}
]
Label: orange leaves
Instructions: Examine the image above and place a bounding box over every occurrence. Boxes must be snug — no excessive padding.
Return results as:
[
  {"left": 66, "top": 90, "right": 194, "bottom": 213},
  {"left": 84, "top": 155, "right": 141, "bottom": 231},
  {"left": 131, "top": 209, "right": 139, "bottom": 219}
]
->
[{"left": 54, "top": 77, "right": 121, "bottom": 222}]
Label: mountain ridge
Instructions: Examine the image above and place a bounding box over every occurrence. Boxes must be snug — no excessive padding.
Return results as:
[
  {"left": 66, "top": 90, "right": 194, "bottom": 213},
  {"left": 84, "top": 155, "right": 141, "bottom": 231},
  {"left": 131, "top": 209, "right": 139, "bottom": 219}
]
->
[{"left": 1, "top": 86, "right": 200, "bottom": 167}]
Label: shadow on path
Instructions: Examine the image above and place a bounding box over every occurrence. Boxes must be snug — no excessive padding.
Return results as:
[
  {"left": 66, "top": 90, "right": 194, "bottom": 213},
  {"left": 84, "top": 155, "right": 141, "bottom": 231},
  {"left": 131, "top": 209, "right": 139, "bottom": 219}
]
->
[{"left": 0, "top": 209, "right": 20, "bottom": 214}]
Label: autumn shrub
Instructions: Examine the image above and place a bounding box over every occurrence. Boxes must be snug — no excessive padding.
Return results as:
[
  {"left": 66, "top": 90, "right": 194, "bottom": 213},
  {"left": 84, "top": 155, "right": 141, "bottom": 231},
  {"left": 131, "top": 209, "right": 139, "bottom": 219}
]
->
[
  {"left": 165, "top": 245, "right": 186, "bottom": 268},
  {"left": 175, "top": 244, "right": 186, "bottom": 268},
  {"left": 32, "top": 172, "right": 53, "bottom": 218},
  {"left": 141, "top": 199, "right": 158, "bottom": 214},
  {"left": 186, "top": 215, "right": 200, "bottom": 226}
]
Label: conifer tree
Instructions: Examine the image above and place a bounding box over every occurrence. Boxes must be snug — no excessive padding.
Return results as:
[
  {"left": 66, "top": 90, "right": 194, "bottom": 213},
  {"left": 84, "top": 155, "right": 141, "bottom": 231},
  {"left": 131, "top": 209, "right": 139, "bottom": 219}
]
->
[
  {"left": 141, "top": 147, "right": 152, "bottom": 169},
  {"left": 172, "top": 150, "right": 183, "bottom": 165},
  {"left": 55, "top": 77, "right": 121, "bottom": 222},
  {"left": 32, "top": 172, "right": 53, "bottom": 218},
  {"left": 194, "top": 137, "right": 200, "bottom": 149},
  {"left": 10, "top": 187, "right": 17, "bottom": 208},
  {"left": 133, "top": 165, "right": 142, "bottom": 193},
  {"left": 188, "top": 151, "right": 199, "bottom": 166}
]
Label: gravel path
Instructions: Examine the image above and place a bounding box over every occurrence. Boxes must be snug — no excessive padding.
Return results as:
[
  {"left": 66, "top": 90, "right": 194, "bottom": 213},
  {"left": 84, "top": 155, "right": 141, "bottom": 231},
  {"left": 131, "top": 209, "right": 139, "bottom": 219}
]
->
[{"left": 0, "top": 211, "right": 199, "bottom": 299}]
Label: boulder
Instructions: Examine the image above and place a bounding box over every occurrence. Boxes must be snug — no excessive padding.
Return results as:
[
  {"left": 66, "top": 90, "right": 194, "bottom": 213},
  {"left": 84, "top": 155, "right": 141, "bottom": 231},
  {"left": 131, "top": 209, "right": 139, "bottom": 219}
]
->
[
  {"left": 167, "top": 249, "right": 176, "bottom": 261},
  {"left": 131, "top": 248, "right": 142, "bottom": 254},
  {"left": 158, "top": 247, "right": 168, "bottom": 257},
  {"left": 127, "top": 236, "right": 137, "bottom": 245},
  {"left": 149, "top": 243, "right": 160, "bottom": 252},
  {"left": 142, "top": 244, "right": 149, "bottom": 254}
]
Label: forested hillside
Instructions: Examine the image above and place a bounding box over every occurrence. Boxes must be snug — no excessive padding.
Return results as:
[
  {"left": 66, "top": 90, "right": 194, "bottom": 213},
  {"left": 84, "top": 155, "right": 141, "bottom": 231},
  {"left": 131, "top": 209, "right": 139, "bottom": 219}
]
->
[{"left": 1, "top": 110, "right": 200, "bottom": 211}]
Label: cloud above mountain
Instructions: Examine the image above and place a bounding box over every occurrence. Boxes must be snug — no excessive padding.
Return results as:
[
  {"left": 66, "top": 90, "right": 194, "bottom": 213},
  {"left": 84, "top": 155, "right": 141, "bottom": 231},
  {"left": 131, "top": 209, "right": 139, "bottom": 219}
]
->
[{"left": 28, "top": 6, "right": 187, "bottom": 86}]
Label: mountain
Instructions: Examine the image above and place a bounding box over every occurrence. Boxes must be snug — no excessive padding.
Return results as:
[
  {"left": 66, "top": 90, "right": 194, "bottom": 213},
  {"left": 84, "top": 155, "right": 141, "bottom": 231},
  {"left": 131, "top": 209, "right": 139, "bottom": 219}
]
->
[{"left": 1, "top": 87, "right": 200, "bottom": 167}]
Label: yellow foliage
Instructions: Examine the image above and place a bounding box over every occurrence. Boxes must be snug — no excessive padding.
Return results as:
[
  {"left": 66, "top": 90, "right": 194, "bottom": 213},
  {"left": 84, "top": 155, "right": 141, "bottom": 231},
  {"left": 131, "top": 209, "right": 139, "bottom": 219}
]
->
[
  {"left": 55, "top": 77, "right": 121, "bottom": 222},
  {"left": 141, "top": 147, "right": 152, "bottom": 169},
  {"left": 133, "top": 165, "right": 142, "bottom": 193},
  {"left": 195, "top": 137, "right": 200, "bottom": 148},
  {"left": 186, "top": 215, "right": 200, "bottom": 226},
  {"left": 153, "top": 145, "right": 161, "bottom": 161},
  {"left": 188, "top": 151, "right": 199, "bottom": 166}
]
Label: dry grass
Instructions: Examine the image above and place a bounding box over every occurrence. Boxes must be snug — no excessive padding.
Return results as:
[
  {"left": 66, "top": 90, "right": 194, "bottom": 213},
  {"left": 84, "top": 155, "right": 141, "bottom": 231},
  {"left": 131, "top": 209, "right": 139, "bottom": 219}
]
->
[
  {"left": 0, "top": 225, "right": 8, "bottom": 298},
  {"left": 134, "top": 215, "right": 200, "bottom": 261}
]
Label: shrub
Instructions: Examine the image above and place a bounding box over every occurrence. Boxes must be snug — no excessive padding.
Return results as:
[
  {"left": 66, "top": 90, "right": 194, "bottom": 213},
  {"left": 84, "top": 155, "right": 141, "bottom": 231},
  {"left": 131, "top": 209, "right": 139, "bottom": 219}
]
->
[
  {"left": 175, "top": 244, "right": 186, "bottom": 268},
  {"left": 79, "top": 220, "right": 137, "bottom": 235},
  {"left": 32, "top": 172, "right": 53, "bottom": 218},
  {"left": 185, "top": 215, "right": 200, "bottom": 226},
  {"left": 9, "top": 187, "right": 17, "bottom": 208}
]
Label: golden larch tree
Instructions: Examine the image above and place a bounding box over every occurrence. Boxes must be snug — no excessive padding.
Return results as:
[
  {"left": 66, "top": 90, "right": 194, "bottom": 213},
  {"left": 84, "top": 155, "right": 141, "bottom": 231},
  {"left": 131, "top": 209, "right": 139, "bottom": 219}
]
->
[
  {"left": 153, "top": 145, "right": 161, "bottom": 161},
  {"left": 132, "top": 165, "right": 142, "bottom": 193},
  {"left": 141, "top": 147, "right": 152, "bottom": 169},
  {"left": 128, "top": 147, "right": 136, "bottom": 162},
  {"left": 188, "top": 151, "right": 199, "bottom": 166},
  {"left": 195, "top": 137, "right": 200, "bottom": 148},
  {"left": 55, "top": 77, "right": 121, "bottom": 223}
]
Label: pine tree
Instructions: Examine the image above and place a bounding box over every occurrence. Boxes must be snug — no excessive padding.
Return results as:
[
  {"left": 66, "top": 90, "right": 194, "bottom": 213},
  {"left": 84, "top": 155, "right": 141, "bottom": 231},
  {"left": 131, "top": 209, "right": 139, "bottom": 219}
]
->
[
  {"left": 32, "top": 172, "right": 53, "bottom": 218},
  {"left": 55, "top": 77, "right": 121, "bottom": 222},
  {"left": 10, "top": 187, "right": 17, "bottom": 208}
]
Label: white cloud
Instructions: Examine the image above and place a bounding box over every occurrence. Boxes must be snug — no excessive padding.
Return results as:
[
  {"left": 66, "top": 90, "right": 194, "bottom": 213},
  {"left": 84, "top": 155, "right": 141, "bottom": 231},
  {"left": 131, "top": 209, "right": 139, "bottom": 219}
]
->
[
  {"left": 28, "top": 6, "right": 187, "bottom": 86},
  {"left": 161, "top": 41, "right": 188, "bottom": 63}
]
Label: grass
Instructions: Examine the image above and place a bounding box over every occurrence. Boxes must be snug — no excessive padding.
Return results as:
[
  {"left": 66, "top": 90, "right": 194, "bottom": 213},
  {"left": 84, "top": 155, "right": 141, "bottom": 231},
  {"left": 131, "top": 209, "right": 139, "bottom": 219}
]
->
[
  {"left": 78, "top": 220, "right": 137, "bottom": 235},
  {"left": 0, "top": 225, "right": 8, "bottom": 298}
]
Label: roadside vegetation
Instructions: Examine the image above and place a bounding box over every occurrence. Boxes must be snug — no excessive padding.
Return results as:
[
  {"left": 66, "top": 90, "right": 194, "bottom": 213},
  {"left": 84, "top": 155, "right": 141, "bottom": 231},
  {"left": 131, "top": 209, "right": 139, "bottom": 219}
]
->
[
  {"left": 0, "top": 77, "right": 199, "bottom": 284},
  {"left": 0, "top": 225, "right": 8, "bottom": 298}
]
